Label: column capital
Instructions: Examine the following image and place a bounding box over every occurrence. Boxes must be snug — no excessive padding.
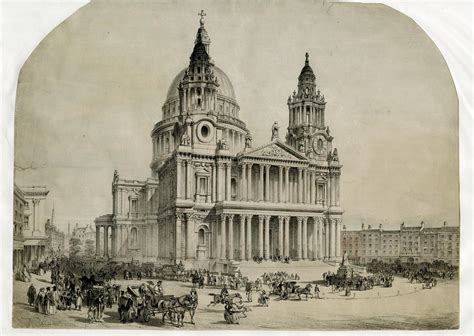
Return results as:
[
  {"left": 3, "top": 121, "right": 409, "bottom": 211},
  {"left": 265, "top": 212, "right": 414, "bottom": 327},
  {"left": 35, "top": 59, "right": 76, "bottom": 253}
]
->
[
  {"left": 302, "top": 217, "right": 308, "bottom": 224},
  {"left": 228, "top": 214, "right": 235, "bottom": 221},
  {"left": 258, "top": 215, "right": 264, "bottom": 222},
  {"left": 297, "top": 217, "right": 303, "bottom": 224}
]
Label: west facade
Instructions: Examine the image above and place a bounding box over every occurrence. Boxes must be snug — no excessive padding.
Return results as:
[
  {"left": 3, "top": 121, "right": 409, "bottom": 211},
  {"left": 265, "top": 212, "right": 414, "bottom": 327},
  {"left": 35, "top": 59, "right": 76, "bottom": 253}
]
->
[{"left": 95, "top": 16, "right": 343, "bottom": 269}]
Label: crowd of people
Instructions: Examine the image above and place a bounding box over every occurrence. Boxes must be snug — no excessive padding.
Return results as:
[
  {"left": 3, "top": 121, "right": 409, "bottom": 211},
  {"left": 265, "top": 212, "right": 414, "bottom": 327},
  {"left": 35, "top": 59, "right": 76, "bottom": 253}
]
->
[
  {"left": 252, "top": 255, "right": 292, "bottom": 264},
  {"left": 18, "top": 253, "right": 458, "bottom": 327}
]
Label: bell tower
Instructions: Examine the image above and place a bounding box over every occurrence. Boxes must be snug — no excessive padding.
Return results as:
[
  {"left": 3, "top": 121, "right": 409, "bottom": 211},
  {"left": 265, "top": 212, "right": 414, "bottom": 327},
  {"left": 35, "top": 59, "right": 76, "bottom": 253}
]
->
[
  {"left": 178, "top": 11, "right": 219, "bottom": 117},
  {"left": 286, "top": 53, "right": 332, "bottom": 160}
]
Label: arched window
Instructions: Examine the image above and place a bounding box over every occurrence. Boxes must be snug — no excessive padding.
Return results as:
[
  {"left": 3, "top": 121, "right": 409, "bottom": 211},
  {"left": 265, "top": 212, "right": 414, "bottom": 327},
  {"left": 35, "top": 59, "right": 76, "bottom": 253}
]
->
[
  {"left": 198, "top": 228, "right": 205, "bottom": 245},
  {"left": 231, "top": 178, "right": 237, "bottom": 200},
  {"left": 317, "top": 139, "right": 323, "bottom": 150}
]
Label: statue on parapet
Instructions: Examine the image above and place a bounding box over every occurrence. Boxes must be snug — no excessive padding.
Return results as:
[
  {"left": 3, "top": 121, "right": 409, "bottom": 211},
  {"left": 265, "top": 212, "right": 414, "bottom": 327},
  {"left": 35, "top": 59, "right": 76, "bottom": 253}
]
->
[
  {"left": 218, "top": 138, "right": 228, "bottom": 150},
  {"left": 113, "top": 170, "right": 119, "bottom": 183},
  {"left": 271, "top": 121, "right": 279, "bottom": 141},
  {"left": 180, "top": 132, "right": 191, "bottom": 146},
  {"left": 245, "top": 133, "right": 252, "bottom": 150}
]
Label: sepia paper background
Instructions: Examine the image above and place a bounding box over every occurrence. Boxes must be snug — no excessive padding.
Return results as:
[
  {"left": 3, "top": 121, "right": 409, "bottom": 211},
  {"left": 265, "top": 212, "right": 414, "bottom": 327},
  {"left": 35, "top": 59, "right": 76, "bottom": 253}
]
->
[{"left": 1, "top": 0, "right": 472, "bottom": 335}]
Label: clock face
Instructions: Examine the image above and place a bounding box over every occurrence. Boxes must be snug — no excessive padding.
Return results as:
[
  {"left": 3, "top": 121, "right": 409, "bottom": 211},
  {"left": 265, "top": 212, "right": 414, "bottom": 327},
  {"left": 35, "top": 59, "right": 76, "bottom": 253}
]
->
[{"left": 312, "top": 136, "right": 327, "bottom": 155}]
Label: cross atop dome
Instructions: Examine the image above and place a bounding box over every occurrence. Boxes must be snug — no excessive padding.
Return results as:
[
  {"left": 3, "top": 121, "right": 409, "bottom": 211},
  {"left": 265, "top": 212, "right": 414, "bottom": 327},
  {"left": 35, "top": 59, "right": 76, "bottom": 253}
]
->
[
  {"left": 305, "top": 52, "right": 309, "bottom": 65},
  {"left": 198, "top": 9, "right": 206, "bottom": 26}
]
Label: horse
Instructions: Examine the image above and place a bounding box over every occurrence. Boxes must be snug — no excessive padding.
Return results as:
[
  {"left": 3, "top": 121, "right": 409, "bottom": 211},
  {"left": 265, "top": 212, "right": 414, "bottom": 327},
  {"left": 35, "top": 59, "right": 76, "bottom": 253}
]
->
[
  {"left": 176, "top": 294, "right": 198, "bottom": 324},
  {"left": 157, "top": 297, "right": 178, "bottom": 324},
  {"left": 191, "top": 274, "right": 202, "bottom": 288},
  {"left": 295, "top": 284, "right": 313, "bottom": 300}
]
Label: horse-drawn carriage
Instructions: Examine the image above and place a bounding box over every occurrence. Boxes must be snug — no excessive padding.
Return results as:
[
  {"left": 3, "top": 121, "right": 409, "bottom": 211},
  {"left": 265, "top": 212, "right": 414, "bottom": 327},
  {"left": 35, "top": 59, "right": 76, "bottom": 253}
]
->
[{"left": 118, "top": 286, "right": 152, "bottom": 323}]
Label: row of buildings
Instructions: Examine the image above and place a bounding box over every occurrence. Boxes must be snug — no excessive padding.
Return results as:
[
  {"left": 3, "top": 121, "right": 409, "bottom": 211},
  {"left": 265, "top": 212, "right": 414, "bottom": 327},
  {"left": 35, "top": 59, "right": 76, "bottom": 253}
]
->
[
  {"left": 13, "top": 183, "right": 98, "bottom": 271},
  {"left": 341, "top": 222, "right": 460, "bottom": 265},
  {"left": 13, "top": 184, "right": 51, "bottom": 271}
]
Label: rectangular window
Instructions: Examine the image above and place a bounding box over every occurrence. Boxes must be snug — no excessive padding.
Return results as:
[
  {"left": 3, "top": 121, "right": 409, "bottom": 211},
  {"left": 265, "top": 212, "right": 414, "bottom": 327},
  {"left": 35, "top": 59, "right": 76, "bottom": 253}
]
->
[
  {"left": 199, "top": 177, "right": 207, "bottom": 195},
  {"left": 131, "top": 199, "right": 138, "bottom": 213}
]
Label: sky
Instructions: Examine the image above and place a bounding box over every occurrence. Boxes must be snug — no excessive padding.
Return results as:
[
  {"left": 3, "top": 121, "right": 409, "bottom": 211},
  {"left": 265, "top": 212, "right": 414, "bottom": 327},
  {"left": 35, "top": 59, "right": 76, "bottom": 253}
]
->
[{"left": 13, "top": 0, "right": 459, "bottom": 233}]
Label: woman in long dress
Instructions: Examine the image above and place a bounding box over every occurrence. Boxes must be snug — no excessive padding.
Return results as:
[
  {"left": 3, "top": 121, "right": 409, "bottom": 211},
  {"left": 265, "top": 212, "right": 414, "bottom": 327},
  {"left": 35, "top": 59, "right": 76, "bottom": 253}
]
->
[{"left": 224, "top": 301, "right": 240, "bottom": 324}]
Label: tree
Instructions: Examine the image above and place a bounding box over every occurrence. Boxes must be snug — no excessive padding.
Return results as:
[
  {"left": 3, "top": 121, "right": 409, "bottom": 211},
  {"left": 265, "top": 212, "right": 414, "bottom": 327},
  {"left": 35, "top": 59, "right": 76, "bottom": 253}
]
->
[
  {"left": 69, "top": 237, "right": 82, "bottom": 257},
  {"left": 84, "top": 239, "right": 95, "bottom": 257}
]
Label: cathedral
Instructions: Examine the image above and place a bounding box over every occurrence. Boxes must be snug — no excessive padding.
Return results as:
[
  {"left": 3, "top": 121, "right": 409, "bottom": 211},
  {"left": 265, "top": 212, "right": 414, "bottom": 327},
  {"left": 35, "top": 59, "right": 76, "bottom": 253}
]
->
[{"left": 95, "top": 13, "right": 343, "bottom": 269}]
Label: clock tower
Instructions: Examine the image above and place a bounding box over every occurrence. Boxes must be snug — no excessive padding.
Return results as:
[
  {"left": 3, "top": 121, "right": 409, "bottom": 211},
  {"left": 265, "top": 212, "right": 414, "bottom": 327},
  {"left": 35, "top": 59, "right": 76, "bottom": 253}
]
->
[{"left": 286, "top": 53, "right": 333, "bottom": 161}]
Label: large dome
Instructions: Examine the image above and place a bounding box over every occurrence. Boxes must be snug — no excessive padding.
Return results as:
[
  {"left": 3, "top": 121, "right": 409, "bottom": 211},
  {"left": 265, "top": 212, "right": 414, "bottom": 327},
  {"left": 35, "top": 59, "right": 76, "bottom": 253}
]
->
[{"left": 166, "top": 66, "right": 237, "bottom": 101}]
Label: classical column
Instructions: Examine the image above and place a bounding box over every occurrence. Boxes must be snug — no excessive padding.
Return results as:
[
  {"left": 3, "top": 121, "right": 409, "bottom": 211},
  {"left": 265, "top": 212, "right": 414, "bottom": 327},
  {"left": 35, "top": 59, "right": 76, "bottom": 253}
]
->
[
  {"left": 297, "top": 168, "right": 303, "bottom": 203},
  {"left": 176, "top": 158, "right": 182, "bottom": 199},
  {"left": 296, "top": 217, "right": 302, "bottom": 260},
  {"left": 336, "top": 174, "right": 341, "bottom": 206},
  {"left": 303, "top": 170, "right": 308, "bottom": 204},
  {"left": 185, "top": 161, "right": 191, "bottom": 199},
  {"left": 264, "top": 216, "right": 270, "bottom": 259},
  {"left": 302, "top": 217, "right": 308, "bottom": 260},
  {"left": 212, "top": 163, "right": 217, "bottom": 202},
  {"left": 264, "top": 165, "right": 270, "bottom": 202},
  {"left": 285, "top": 167, "right": 290, "bottom": 203},
  {"left": 217, "top": 163, "right": 224, "bottom": 201},
  {"left": 278, "top": 166, "right": 284, "bottom": 203},
  {"left": 221, "top": 214, "right": 227, "bottom": 259},
  {"left": 329, "top": 172, "right": 334, "bottom": 206},
  {"left": 312, "top": 218, "right": 318, "bottom": 260},
  {"left": 284, "top": 217, "right": 290, "bottom": 257},
  {"left": 310, "top": 171, "right": 315, "bottom": 204},
  {"left": 116, "top": 225, "right": 121, "bottom": 257},
  {"left": 258, "top": 215, "right": 264, "bottom": 258},
  {"left": 103, "top": 226, "right": 108, "bottom": 258},
  {"left": 186, "top": 214, "right": 194, "bottom": 259},
  {"left": 113, "top": 227, "right": 118, "bottom": 257},
  {"left": 335, "top": 219, "right": 341, "bottom": 259},
  {"left": 259, "top": 165, "right": 264, "bottom": 201},
  {"left": 325, "top": 219, "right": 330, "bottom": 259},
  {"left": 246, "top": 215, "right": 252, "bottom": 260},
  {"left": 239, "top": 215, "right": 245, "bottom": 260},
  {"left": 241, "top": 163, "right": 247, "bottom": 201},
  {"left": 318, "top": 218, "right": 323, "bottom": 259},
  {"left": 247, "top": 164, "right": 253, "bottom": 201},
  {"left": 96, "top": 226, "right": 101, "bottom": 257},
  {"left": 330, "top": 219, "right": 336, "bottom": 259},
  {"left": 225, "top": 162, "right": 231, "bottom": 201},
  {"left": 228, "top": 215, "right": 234, "bottom": 260},
  {"left": 278, "top": 216, "right": 283, "bottom": 257},
  {"left": 175, "top": 213, "right": 182, "bottom": 260}
]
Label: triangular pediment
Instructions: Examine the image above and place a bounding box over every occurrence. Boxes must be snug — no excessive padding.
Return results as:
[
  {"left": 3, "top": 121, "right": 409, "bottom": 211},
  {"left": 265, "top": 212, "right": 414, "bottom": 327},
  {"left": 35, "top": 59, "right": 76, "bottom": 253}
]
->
[{"left": 240, "top": 140, "right": 308, "bottom": 161}]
